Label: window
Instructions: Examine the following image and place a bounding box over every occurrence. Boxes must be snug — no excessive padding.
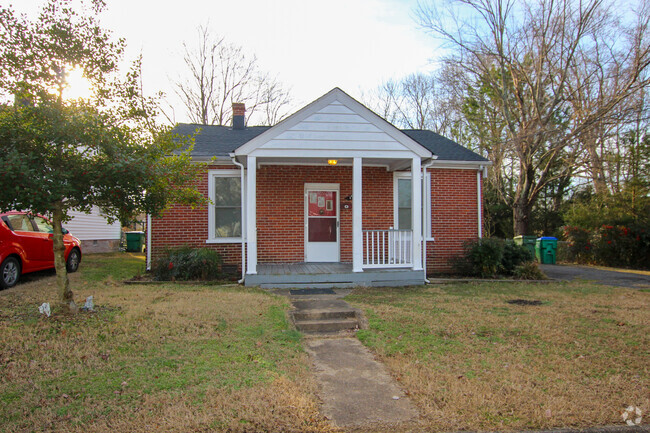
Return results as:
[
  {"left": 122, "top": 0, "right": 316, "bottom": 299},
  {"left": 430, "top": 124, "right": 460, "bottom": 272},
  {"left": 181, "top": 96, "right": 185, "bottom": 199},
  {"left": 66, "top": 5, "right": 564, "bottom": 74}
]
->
[
  {"left": 397, "top": 178, "right": 412, "bottom": 230},
  {"left": 33, "top": 216, "right": 54, "bottom": 233},
  {"left": 7, "top": 214, "right": 35, "bottom": 232},
  {"left": 208, "top": 170, "right": 243, "bottom": 242},
  {"left": 394, "top": 172, "right": 432, "bottom": 239}
]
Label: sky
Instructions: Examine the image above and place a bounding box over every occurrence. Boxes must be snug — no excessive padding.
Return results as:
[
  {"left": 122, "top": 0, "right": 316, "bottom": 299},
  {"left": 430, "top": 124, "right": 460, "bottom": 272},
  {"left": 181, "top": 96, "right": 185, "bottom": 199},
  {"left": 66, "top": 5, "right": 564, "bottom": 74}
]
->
[{"left": 10, "top": 0, "right": 440, "bottom": 124}]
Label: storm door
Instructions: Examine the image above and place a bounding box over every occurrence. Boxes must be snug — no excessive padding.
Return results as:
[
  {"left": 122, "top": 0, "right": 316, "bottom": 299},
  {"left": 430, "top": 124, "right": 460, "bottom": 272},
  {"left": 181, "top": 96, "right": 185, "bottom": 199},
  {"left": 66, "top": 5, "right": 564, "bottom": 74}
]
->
[{"left": 304, "top": 185, "right": 340, "bottom": 262}]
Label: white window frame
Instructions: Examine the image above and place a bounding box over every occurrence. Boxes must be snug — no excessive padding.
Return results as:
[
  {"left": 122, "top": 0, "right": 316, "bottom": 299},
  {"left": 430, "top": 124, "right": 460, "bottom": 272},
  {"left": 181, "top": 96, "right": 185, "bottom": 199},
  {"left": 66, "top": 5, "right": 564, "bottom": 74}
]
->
[
  {"left": 393, "top": 171, "right": 432, "bottom": 240},
  {"left": 207, "top": 169, "right": 244, "bottom": 244}
]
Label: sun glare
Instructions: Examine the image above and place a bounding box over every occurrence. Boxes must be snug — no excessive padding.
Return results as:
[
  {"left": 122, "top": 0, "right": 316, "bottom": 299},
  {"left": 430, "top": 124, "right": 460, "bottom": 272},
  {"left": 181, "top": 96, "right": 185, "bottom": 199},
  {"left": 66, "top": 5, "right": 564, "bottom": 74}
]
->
[{"left": 63, "top": 67, "right": 94, "bottom": 100}]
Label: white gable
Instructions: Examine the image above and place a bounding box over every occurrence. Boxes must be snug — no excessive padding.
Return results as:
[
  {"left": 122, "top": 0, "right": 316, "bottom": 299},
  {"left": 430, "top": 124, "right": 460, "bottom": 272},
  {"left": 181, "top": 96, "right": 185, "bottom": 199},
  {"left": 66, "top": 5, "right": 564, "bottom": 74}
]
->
[{"left": 234, "top": 88, "right": 431, "bottom": 159}]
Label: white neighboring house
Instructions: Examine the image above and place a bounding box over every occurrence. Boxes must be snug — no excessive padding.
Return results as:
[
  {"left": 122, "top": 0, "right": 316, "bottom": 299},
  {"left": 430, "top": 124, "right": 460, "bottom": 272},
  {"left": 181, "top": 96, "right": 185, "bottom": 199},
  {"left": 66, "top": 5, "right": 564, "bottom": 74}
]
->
[{"left": 64, "top": 206, "right": 121, "bottom": 253}]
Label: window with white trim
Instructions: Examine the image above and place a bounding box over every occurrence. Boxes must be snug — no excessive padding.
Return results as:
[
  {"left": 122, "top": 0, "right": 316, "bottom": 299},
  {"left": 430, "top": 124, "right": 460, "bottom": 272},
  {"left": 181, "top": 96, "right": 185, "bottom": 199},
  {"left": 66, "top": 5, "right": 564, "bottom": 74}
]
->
[
  {"left": 208, "top": 170, "right": 242, "bottom": 242},
  {"left": 393, "top": 172, "right": 432, "bottom": 238}
]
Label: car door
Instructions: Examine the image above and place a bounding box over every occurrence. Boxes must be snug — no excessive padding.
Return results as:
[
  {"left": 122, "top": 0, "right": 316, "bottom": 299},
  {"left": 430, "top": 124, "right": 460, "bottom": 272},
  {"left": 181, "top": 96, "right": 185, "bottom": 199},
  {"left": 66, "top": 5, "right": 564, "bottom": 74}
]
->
[
  {"left": 31, "top": 216, "right": 56, "bottom": 263},
  {"left": 5, "top": 214, "right": 47, "bottom": 269}
]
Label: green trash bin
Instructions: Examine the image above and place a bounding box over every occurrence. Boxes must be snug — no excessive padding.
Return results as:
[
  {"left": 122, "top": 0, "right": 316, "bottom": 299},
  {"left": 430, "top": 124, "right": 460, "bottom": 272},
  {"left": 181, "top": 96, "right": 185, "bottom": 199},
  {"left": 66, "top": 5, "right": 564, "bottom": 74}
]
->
[
  {"left": 535, "top": 237, "right": 557, "bottom": 264},
  {"left": 125, "top": 231, "right": 145, "bottom": 252},
  {"left": 514, "top": 235, "right": 537, "bottom": 259}
]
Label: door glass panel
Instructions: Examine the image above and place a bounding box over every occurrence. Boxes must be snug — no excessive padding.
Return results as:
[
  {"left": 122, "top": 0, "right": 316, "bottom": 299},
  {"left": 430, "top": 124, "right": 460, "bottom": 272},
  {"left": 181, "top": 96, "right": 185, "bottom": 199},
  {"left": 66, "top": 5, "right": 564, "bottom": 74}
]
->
[
  {"left": 308, "top": 218, "right": 337, "bottom": 242},
  {"left": 33, "top": 216, "right": 54, "bottom": 233},
  {"left": 7, "top": 214, "right": 35, "bottom": 232},
  {"left": 308, "top": 191, "right": 337, "bottom": 216}
]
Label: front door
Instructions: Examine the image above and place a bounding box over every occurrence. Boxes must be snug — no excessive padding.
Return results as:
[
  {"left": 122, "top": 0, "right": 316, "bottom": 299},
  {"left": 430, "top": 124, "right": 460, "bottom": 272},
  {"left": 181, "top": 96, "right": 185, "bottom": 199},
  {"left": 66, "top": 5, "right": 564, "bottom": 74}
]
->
[{"left": 305, "top": 184, "right": 339, "bottom": 262}]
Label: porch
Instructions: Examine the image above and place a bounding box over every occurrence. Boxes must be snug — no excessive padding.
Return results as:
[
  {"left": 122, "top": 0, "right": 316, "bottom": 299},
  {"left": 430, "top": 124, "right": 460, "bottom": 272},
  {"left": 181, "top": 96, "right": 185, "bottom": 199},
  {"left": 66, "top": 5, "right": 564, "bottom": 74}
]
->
[{"left": 244, "top": 262, "right": 425, "bottom": 288}]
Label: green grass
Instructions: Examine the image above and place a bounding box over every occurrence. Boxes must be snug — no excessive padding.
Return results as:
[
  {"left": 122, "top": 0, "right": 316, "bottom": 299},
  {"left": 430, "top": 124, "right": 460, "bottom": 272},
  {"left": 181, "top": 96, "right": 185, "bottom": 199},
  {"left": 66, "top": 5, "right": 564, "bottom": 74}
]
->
[
  {"left": 78, "top": 252, "right": 146, "bottom": 282},
  {"left": 0, "top": 253, "right": 327, "bottom": 433},
  {"left": 347, "top": 282, "right": 650, "bottom": 431}
]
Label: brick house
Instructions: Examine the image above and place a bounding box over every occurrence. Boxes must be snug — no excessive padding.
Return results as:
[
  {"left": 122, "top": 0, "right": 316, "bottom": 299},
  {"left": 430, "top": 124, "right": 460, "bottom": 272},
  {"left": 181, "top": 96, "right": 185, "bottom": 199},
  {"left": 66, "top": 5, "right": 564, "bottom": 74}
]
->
[{"left": 148, "top": 88, "right": 490, "bottom": 287}]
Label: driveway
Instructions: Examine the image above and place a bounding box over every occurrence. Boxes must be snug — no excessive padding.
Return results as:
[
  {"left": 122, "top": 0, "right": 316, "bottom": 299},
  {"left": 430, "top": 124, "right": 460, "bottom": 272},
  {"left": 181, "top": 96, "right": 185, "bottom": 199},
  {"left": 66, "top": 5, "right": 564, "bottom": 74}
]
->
[{"left": 540, "top": 264, "right": 650, "bottom": 289}]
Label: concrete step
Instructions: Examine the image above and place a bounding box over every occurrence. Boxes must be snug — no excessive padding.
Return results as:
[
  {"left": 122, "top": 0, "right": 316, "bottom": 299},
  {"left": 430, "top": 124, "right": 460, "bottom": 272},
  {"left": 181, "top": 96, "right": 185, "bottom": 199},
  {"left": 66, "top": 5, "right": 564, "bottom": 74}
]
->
[
  {"left": 292, "top": 309, "right": 357, "bottom": 321},
  {"left": 294, "top": 318, "right": 360, "bottom": 334}
]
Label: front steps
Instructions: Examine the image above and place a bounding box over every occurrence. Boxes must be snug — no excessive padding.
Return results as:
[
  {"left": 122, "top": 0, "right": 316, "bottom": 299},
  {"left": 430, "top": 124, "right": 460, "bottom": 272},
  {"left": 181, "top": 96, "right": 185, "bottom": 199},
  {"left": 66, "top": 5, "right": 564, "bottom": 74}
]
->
[{"left": 289, "top": 298, "right": 365, "bottom": 335}]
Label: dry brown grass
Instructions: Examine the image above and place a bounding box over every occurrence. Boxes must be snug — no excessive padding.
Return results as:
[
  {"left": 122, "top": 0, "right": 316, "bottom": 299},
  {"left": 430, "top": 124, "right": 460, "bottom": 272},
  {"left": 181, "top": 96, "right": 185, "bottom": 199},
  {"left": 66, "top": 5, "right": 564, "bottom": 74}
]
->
[
  {"left": 348, "top": 282, "right": 650, "bottom": 431},
  {"left": 0, "top": 254, "right": 337, "bottom": 433}
]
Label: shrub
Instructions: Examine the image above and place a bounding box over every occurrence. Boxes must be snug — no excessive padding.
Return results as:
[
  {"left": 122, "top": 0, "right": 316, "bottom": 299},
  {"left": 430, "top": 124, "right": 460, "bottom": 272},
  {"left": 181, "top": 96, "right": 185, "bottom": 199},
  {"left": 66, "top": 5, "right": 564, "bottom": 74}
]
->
[
  {"left": 513, "top": 262, "right": 546, "bottom": 280},
  {"left": 450, "top": 238, "right": 504, "bottom": 278},
  {"left": 563, "top": 224, "right": 650, "bottom": 269},
  {"left": 153, "top": 246, "right": 222, "bottom": 281},
  {"left": 501, "top": 242, "right": 534, "bottom": 274},
  {"left": 451, "top": 238, "right": 536, "bottom": 278},
  {"left": 563, "top": 226, "right": 593, "bottom": 263}
]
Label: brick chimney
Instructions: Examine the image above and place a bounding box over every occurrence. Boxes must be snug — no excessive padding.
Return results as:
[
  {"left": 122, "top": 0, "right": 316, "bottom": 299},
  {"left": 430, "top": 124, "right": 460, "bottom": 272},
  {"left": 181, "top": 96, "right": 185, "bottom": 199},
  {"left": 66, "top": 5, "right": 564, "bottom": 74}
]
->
[{"left": 232, "top": 102, "right": 245, "bottom": 130}]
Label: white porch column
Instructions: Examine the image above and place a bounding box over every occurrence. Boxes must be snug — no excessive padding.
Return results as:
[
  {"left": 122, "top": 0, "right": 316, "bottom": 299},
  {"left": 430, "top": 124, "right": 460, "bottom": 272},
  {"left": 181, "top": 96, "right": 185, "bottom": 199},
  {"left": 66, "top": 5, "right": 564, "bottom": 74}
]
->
[
  {"left": 246, "top": 155, "right": 257, "bottom": 274},
  {"left": 411, "top": 157, "right": 423, "bottom": 270},
  {"left": 352, "top": 157, "right": 363, "bottom": 272}
]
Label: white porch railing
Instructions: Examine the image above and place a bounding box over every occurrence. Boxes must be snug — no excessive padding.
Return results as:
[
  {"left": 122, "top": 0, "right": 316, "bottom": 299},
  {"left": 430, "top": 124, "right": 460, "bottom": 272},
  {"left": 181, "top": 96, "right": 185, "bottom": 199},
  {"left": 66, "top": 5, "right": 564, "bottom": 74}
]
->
[{"left": 363, "top": 229, "right": 412, "bottom": 268}]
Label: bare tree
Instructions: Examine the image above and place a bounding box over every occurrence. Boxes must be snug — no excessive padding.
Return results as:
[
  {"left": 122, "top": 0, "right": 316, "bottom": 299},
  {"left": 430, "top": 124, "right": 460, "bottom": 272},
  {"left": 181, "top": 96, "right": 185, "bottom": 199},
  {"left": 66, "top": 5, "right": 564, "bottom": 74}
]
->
[
  {"left": 365, "top": 68, "right": 474, "bottom": 145},
  {"left": 175, "top": 25, "right": 292, "bottom": 126},
  {"left": 417, "top": 0, "right": 650, "bottom": 235}
]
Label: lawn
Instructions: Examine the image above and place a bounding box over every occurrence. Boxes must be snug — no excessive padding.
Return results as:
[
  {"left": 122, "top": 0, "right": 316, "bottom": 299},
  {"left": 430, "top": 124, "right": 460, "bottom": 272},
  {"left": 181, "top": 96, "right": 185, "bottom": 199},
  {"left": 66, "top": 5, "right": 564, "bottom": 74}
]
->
[
  {"left": 347, "top": 282, "right": 649, "bottom": 431},
  {"left": 2, "top": 255, "right": 648, "bottom": 432},
  {"left": 0, "top": 254, "right": 331, "bottom": 433}
]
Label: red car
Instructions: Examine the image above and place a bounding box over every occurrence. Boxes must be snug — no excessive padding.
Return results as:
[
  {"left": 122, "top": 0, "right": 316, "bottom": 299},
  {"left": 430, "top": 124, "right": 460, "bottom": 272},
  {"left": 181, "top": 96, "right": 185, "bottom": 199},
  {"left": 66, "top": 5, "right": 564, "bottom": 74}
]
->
[{"left": 0, "top": 211, "right": 82, "bottom": 289}]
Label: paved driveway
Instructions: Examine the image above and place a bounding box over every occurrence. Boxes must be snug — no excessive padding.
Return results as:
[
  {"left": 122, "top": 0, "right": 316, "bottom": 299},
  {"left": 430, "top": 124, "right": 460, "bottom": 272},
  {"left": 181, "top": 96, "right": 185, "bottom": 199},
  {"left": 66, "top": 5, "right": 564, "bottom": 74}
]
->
[{"left": 540, "top": 264, "right": 650, "bottom": 289}]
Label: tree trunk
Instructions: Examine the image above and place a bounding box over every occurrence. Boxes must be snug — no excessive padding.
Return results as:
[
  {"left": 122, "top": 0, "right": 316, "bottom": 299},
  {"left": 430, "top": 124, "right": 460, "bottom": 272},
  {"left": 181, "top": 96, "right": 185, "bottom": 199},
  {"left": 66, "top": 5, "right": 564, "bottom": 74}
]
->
[
  {"left": 53, "top": 201, "right": 77, "bottom": 314},
  {"left": 513, "top": 198, "right": 531, "bottom": 236},
  {"left": 586, "top": 143, "right": 609, "bottom": 195}
]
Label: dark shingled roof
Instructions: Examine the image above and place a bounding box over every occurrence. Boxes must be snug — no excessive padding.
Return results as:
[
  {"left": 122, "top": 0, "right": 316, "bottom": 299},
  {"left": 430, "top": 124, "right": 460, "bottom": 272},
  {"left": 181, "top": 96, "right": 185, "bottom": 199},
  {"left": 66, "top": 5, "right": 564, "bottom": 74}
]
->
[
  {"left": 173, "top": 123, "right": 270, "bottom": 157},
  {"left": 401, "top": 129, "right": 489, "bottom": 162},
  {"left": 173, "top": 123, "right": 488, "bottom": 162}
]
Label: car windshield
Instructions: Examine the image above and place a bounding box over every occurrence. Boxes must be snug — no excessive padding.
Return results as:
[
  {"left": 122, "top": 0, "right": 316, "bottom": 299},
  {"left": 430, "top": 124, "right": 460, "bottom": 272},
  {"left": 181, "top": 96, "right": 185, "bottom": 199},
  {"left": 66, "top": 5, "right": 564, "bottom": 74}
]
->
[{"left": 32, "top": 216, "right": 54, "bottom": 233}]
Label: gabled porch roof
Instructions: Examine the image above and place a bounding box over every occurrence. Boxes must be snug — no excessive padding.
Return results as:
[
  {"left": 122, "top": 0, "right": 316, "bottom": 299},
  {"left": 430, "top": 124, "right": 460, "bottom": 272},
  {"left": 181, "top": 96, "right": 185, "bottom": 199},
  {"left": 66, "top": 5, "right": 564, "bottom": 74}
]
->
[
  {"left": 233, "top": 88, "right": 432, "bottom": 164},
  {"left": 172, "top": 87, "right": 489, "bottom": 166}
]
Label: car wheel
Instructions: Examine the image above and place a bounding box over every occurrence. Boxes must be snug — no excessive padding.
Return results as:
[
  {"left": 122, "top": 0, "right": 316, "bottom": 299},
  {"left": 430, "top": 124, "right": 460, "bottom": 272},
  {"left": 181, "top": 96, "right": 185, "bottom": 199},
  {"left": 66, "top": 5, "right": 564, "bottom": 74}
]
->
[
  {"left": 66, "top": 248, "right": 81, "bottom": 273},
  {"left": 1, "top": 257, "right": 21, "bottom": 289}
]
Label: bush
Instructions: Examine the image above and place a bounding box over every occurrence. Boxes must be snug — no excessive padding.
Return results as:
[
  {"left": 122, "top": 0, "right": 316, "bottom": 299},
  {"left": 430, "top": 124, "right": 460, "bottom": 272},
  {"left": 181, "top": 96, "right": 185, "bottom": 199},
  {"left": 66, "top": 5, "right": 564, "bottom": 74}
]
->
[
  {"left": 513, "top": 262, "right": 546, "bottom": 280},
  {"left": 453, "top": 238, "right": 504, "bottom": 277},
  {"left": 153, "top": 246, "right": 222, "bottom": 281},
  {"left": 501, "top": 241, "right": 534, "bottom": 274},
  {"left": 450, "top": 238, "right": 536, "bottom": 278},
  {"left": 563, "top": 224, "right": 650, "bottom": 269},
  {"left": 563, "top": 226, "right": 593, "bottom": 263}
]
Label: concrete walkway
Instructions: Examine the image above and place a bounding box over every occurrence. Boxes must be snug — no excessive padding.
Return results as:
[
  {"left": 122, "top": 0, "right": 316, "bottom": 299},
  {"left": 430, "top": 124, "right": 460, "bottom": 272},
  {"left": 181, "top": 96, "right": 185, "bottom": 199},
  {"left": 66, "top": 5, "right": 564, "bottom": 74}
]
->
[
  {"left": 304, "top": 338, "right": 418, "bottom": 427},
  {"left": 541, "top": 264, "right": 650, "bottom": 289},
  {"left": 281, "top": 289, "right": 418, "bottom": 427}
]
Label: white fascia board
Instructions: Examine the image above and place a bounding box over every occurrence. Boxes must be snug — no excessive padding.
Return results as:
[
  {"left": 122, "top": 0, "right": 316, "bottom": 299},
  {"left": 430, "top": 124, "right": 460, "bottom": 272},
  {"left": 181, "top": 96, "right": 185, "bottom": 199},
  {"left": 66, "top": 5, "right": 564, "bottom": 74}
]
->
[
  {"left": 234, "top": 88, "right": 433, "bottom": 159},
  {"left": 191, "top": 155, "right": 233, "bottom": 163},
  {"left": 429, "top": 160, "right": 493, "bottom": 170},
  {"left": 249, "top": 148, "right": 416, "bottom": 159}
]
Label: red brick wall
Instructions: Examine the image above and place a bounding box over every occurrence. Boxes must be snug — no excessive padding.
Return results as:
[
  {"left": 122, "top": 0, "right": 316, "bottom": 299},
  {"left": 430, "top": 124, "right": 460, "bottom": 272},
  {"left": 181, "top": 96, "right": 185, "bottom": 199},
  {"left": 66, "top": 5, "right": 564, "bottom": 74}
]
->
[
  {"left": 426, "top": 168, "right": 481, "bottom": 274},
  {"left": 151, "top": 164, "right": 482, "bottom": 274},
  {"left": 256, "top": 165, "right": 393, "bottom": 262},
  {"left": 150, "top": 165, "right": 243, "bottom": 270}
]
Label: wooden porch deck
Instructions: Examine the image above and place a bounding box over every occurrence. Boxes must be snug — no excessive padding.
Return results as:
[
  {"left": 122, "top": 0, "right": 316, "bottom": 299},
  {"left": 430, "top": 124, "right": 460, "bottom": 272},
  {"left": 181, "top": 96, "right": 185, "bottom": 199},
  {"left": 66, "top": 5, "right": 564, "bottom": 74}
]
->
[
  {"left": 257, "top": 262, "right": 352, "bottom": 275},
  {"left": 246, "top": 262, "right": 424, "bottom": 289}
]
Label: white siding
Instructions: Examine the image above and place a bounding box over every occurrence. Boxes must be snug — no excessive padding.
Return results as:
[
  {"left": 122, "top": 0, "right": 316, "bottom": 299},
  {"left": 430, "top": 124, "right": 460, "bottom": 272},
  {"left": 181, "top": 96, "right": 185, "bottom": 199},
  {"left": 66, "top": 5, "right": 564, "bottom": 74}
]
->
[
  {"left": 258, "top": 101, "right": 409, "bottom": 153},
  {"left": 64, "top": 207, "right": 121, "bottom": 241}
]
